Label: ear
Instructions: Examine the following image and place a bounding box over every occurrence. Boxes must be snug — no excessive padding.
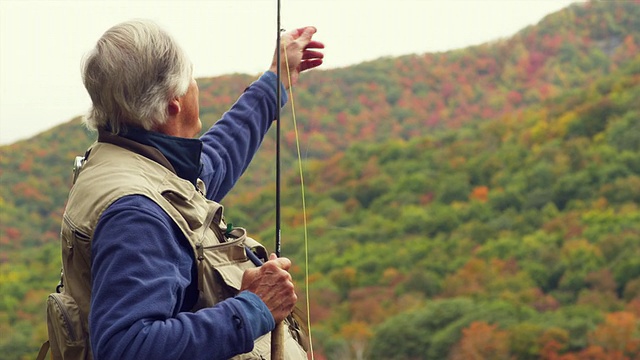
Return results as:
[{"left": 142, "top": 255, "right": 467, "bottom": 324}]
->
[{"left": 168, "top": 98, "right": 181, "bottom": 117}]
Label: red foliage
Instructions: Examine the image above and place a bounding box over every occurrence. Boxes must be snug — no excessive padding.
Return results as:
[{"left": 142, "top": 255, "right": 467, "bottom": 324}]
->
[
  {"left": 531, "top": 290, "right": 561, "bottom": 312},
  {"left": 347, "top": 286, "right": 395, "bottom": 324},
  {"left": 507, "top": 90, "right": 523, "bottom": 106},
  {"left": 2, "top": 227, "right": 21, "bottom": 244},
  {"left": 11, "top": 182, "right": 47, "bottom": 202}
]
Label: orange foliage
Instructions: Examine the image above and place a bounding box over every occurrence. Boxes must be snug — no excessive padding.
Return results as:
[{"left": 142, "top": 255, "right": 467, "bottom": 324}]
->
[
  {"left": 443, "top": 258, "right": 488, "bottom": 297},
  {"left": 575, "top": 346, "right": 614, "bottom": 360},
  {"left": 381, "top": 267, "right": 404, "bottom": 286},
  {"left": 450, "top": 321, "right": 510, "bottom": 360},
  {"left": 340, "top": 321, "right": 372, "bottom": 342},
  {"left": 625, "top": 298, "right": 640, "bottom": 317},
  {"left": 340, "top": 321, "right": 372, "bottom": 360},
  {"left": 442, "top": 257, "right": 521, "bottom": 297},
  {"left": 589, "top": 312, "right": 639, "bottom": 353},
  {"left": 312, "top": 152, "right": 348, "bottom": 189},
  {"left": 540, "top": 340, "right": 568, "bottom": 360},
  {"left": 470, "top": 186, "right": 489, "bottom": 203},
  {"left": 450, "top": 156, "right": 466, "bottom": 169},
  {"left": 347, "top": 286, "right": 395, "bottom": 324}
]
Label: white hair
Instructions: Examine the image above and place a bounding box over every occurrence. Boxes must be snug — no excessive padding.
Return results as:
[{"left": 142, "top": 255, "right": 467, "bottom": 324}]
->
[{"left": 82, "top": 19, "right": 193, "bottom": 133}]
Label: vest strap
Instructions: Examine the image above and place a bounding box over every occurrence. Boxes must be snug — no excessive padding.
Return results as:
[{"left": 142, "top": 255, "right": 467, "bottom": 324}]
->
[{"left": 36, "top": 341, "right": 50, "bottom": 360}]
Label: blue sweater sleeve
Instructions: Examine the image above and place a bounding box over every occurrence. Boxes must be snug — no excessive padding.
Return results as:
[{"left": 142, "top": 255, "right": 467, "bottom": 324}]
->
[
  {"left": 199, "top": 71, "right": 287, "bottom": 201},
  {"left": 90, "top": 195, "right": 274, "bottom": 360}
]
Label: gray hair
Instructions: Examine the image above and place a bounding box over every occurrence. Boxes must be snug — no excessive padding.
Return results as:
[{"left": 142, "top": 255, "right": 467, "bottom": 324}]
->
[{"left": 82, "top": 19, "right": 193, "bottom": 133}]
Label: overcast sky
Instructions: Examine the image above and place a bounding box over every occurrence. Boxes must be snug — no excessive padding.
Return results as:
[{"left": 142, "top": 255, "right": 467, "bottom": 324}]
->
[{"left": 0, "top": 0, "right": 580, "bottom": 145}]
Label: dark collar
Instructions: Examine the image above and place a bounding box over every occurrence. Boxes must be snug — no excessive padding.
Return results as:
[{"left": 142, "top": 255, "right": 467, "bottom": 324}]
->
[{"left": 98, "top": 127, "right": 203, "bottom": 186}]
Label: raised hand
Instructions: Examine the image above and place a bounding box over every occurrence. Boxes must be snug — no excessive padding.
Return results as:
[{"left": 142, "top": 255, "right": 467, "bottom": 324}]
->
[{"left": 269, "top": 26, "right": 325, "bottom": 88}]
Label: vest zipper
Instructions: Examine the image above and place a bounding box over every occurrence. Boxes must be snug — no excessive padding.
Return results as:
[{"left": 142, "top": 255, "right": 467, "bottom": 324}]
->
[{"left": 50, "top": 294, "right": 78, "bottom": 342}]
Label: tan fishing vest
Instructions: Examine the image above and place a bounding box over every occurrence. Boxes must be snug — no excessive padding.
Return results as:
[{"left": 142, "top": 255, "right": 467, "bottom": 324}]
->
[{"left": 55, "top": 140, "right": 307, "bottom": 359}]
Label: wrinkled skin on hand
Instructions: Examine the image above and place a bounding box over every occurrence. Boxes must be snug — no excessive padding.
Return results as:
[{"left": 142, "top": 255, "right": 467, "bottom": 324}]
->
[{"left": 240, "top": 253, "right": 296, "bottom": 323}]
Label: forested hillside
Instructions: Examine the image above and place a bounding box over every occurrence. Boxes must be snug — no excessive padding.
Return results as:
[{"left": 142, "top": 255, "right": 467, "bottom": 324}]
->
[{"left": 1, "top": 1, "right": 639, "bottom": 359}]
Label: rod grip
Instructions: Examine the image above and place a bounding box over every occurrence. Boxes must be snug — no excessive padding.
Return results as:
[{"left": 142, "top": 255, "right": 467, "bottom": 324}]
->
[{"left": 271, "top": 321, "right": 285, "bottom": 360}]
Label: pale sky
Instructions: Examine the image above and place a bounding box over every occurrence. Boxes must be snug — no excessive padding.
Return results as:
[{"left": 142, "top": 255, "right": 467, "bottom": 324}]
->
[{"left": 0, "top": 0, "right": 580, "bottom": 145}]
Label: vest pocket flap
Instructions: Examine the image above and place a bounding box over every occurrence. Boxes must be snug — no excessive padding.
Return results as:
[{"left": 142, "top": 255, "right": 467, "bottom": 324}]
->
[
  {"left": 213, "top": 264, "right": 245, "bottom": 290},
  {"left": 205, "top": 238, "right": 257, "bottom": 291},
  {"left": 160, "top": 179, "right": 224, "bottom": 233}
]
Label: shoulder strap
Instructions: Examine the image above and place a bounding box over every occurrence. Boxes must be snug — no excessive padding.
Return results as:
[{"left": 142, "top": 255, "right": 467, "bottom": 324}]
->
[{"left": 36, "top": 341, "right": 50, "bottom": 360}]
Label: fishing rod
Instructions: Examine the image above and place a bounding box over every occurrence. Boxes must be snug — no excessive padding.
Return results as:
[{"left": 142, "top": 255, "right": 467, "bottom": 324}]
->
[{"left": 272, "top": 0, "right": 285, "bottom": 357}]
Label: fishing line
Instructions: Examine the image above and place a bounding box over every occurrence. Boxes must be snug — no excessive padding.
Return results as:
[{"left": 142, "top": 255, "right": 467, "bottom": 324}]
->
[{"left": 283, "top": 41, "right": 315, "bottom": 359}]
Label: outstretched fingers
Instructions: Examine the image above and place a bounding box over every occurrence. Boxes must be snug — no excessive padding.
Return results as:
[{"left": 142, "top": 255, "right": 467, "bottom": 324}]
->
[
  {"left": 302, "top": 47, "right": 324, "bottom": 66},
  {"left": 304, "top": 40, "right": 325, "bottom": 50},
  {"left": 299, "top": 58, "right": 323, "bottom": 72},
  {"left": 302, "top": 50, "right": 324, "bottom": 60},
  {"left": 273, "top": 26, "right": 324, "bottom": 86}
]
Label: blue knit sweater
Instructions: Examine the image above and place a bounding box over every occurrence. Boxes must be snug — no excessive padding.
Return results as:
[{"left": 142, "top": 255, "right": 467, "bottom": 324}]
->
[{"left": 89, "top": 72, "right": 287, "bottom": 360}]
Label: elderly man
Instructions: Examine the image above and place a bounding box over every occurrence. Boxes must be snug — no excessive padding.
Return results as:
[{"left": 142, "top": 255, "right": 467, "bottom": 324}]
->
[{"left": 47, "top": 19, "right": 323, "bottom": 360}]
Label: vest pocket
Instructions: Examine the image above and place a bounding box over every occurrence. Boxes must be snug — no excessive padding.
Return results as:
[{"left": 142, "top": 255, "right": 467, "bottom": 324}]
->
[
  {"left": 196, "top": 229, "right": 307, "bottom": 359},
  {"left": 46, "top": 292, "right": 89, "bottom": 360}
]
